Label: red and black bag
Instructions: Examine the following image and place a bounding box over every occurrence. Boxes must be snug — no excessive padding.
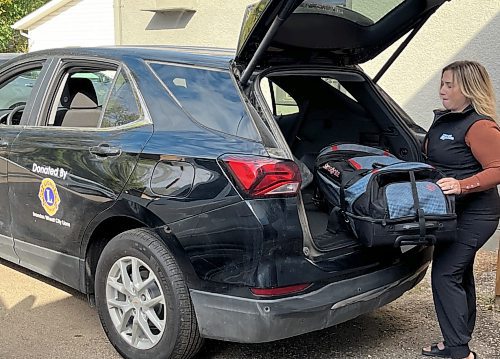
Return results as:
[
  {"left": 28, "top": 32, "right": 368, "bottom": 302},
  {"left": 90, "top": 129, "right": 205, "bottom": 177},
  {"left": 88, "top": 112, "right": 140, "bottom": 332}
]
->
[{"left": 315, "top": 144, "right": 457, "bottom": 247}]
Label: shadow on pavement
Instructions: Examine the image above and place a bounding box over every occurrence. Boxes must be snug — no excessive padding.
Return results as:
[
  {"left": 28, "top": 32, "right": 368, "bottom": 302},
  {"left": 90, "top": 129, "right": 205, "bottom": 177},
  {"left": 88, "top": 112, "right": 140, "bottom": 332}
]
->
[
  {"left": 1, "top": 251, "right": 498, "bottom": 359},
  {"left": 196, "top": 305, "right": 420, "bottom": 359}
]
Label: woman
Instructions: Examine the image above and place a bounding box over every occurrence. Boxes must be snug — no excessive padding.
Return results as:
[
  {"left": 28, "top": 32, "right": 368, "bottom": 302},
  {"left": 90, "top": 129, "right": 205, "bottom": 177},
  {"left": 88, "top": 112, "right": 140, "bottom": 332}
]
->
[{"left": 421, "top": 61, "right": 500, "bottom": 359}]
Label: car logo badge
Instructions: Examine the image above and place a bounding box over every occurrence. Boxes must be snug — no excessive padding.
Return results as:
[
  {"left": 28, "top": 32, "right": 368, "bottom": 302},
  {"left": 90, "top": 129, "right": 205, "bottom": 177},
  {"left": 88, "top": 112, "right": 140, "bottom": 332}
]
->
[{"left": 38, "top": 178, "right": 61, "bottom": 216}]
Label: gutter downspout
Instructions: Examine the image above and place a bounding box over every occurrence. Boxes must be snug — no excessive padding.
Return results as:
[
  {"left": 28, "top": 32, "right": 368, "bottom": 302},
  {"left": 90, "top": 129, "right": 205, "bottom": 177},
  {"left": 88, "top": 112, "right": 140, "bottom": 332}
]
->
[
  {"left": 14, "top": 29, "right": 31, "bottom": 51},
  {"left": 113, "top": 0, "right": 123, "bottom": 45}
]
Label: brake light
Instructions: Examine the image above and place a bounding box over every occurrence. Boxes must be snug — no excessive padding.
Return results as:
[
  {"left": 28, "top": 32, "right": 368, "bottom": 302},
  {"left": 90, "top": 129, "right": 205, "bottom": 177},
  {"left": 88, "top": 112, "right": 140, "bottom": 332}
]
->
[
  {"left": 250, "top": 283, "right": 311, "bottom": 297},
  {"left": 220, "top": 155, "right": 301, "bottom": 198}
]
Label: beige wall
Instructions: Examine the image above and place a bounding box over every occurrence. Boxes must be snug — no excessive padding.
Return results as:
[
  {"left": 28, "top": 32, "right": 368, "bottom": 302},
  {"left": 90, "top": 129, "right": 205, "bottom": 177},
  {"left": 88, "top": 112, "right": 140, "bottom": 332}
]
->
[
  {"left": 24, "top": 0, "right": 498, "bottom": 129},
  {"left": 117, "top": 0, "right": 255, "bottom": 48},
  {"left": 117, "top": 0, "right": 499, "bottom": 128},
  {"left": 362, "top": 0, "right": 500, "bottom": 128}
]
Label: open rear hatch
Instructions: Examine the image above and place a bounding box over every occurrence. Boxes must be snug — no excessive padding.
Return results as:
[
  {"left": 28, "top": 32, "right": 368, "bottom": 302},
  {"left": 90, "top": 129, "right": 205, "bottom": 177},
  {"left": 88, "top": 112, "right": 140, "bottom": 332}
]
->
[
  {"left": 235, "top": 0, "right": 450, "bottom": 84},
  {"left": 235, "top": 0, "right": 451, "bottom": 261}
]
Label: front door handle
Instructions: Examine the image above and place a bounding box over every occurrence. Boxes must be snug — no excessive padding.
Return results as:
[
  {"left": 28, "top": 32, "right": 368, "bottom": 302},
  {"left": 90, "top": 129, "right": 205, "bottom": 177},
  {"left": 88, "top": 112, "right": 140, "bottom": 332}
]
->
[{"left": 89, "top": 144, "right": 122, "bottom": 157}]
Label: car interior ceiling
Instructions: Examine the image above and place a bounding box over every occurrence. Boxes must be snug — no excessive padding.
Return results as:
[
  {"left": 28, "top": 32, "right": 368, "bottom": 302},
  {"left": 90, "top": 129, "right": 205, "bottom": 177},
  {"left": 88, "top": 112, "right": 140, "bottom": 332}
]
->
[{"left": 264, "top": 74, "right": 411, "bottom": 247}]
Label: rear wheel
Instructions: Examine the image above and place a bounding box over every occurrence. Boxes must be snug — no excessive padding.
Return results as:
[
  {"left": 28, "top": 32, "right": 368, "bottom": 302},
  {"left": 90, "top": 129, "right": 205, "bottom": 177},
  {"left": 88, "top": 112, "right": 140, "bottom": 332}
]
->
[{"left": 95, "top": 228, "right": 203, "bottom": 359}]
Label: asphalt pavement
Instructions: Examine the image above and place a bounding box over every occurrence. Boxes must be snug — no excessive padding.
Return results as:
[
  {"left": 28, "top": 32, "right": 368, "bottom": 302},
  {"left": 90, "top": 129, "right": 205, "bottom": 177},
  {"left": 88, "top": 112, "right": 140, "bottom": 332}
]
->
[{"left": 0, "top": 233, "right": 498, "bottom": 359}]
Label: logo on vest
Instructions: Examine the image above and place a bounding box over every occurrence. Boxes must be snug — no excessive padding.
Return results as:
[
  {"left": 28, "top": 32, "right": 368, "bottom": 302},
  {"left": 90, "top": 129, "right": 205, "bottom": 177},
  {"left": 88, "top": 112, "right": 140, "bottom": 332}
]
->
[{"left": 439, "top": 133, "right": 455, "bottom": 141}]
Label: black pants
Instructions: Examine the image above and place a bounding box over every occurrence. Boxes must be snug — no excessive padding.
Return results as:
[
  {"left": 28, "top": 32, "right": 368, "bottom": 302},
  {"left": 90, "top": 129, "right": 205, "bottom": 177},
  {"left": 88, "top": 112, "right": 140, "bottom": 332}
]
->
[{"left": 431, "top": 212, "right": 499, "bottom": 359}]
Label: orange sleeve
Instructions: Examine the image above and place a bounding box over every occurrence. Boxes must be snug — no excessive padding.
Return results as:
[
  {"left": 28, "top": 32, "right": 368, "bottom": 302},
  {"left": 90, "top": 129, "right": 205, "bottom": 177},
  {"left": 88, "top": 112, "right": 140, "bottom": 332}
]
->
[{"left": 458, "top": 120, "right": 500, "bottom": 194}]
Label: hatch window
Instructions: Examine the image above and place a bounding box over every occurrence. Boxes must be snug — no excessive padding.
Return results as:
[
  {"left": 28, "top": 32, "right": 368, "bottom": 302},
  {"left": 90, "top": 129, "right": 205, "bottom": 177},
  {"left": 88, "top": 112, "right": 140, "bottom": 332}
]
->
[{"left": 297, "top": 0, "right": 406, "bottom": 25}]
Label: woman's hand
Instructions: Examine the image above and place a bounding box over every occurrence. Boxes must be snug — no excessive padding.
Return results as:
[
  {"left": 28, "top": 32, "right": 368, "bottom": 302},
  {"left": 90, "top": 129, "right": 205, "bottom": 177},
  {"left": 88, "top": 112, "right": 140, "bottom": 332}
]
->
[{"left": 437, "top": 177, "right": 462, "bottom": 195}]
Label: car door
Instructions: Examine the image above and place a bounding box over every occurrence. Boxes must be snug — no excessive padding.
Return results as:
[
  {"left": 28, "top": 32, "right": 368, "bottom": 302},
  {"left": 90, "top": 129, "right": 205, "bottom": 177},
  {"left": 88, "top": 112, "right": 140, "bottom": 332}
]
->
[
  {"left": 0, "top": 59, "right": 49, "bottom": 262},
  {"left": 8, "top": 58, "right": 153, "bottom": 288}
]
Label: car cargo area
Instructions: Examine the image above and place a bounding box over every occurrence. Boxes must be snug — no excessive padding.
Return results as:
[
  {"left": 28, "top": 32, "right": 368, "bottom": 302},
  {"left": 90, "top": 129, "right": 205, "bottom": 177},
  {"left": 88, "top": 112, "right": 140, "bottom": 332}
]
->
[{"left": 258, "top": 70, "right": 424, "bottom": 254}]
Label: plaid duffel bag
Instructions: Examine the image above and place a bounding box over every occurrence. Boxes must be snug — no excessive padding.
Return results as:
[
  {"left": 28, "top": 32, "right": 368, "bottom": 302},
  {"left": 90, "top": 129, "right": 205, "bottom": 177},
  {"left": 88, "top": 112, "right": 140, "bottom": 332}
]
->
[{"left": 315, "top": 144, "right": 457, "bottom": 247}]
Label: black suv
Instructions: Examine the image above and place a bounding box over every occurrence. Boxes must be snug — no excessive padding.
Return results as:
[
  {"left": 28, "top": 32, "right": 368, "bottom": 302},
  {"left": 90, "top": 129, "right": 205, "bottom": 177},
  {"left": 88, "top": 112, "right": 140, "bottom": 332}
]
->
[{"left": 0, "top": 1, "right": 449, "bottom": 358}]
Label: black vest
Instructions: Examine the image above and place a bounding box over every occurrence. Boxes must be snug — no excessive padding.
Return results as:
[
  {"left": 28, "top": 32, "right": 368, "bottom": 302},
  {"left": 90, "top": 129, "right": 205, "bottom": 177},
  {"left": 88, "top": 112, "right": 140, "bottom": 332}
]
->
[{"left": 426, "top": 106, "right": 500, "bottom": 218}]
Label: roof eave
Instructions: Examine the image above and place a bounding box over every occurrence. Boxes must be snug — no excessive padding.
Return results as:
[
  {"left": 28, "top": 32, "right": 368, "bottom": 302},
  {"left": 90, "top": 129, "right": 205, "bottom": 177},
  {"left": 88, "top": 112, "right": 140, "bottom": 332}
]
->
[{"left": 11, "top": 0, "right": 73, "bottom": 30}]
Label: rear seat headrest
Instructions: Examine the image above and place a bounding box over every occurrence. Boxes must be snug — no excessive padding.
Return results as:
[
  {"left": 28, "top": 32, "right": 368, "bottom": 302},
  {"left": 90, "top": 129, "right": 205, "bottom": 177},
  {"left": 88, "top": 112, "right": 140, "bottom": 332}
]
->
[
  {"left": 61, "top": 77, "right": 98, "bottom": 109},
  {"left": 70, "top": 91, "right": 98, "bottom": 109}
]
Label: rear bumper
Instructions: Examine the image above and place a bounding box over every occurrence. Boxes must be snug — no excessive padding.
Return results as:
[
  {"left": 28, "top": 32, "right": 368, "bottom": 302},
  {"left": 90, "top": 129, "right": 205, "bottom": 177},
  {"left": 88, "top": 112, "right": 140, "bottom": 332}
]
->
[{"left": 190, "top": 251, "right": 430, "bottom": 343}]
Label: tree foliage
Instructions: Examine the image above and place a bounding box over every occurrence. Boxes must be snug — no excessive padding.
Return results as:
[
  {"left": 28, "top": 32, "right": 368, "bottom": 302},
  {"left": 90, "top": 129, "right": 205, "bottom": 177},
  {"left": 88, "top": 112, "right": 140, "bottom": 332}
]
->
[{"left": 0, "top": 0, "right": 50, "bottom": 52}]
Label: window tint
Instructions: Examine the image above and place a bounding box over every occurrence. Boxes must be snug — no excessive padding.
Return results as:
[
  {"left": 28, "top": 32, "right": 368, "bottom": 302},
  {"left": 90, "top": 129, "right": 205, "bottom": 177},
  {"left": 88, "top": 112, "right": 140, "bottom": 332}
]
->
[
  {"left": 297, "top": 0, "right": 405, "bottom": 25},
  {"left": 241, "top": 0, "right": 406, "bottom": 48},
  {"left": 150, "top": 63, "right": 258, "bottom": 140},
  {"left": 0, "top": 67, "right": 42, "bottom": 110},
  {"left": 101, "top": 71, "right": 141, "bottom": 128}
]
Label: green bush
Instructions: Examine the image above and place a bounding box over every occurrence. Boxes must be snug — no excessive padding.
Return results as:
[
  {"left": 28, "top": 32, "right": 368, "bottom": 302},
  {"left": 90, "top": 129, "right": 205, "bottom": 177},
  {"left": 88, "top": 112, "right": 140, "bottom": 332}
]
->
[{"left": 0, "top": 0, "right": 50, "bottom": 52}]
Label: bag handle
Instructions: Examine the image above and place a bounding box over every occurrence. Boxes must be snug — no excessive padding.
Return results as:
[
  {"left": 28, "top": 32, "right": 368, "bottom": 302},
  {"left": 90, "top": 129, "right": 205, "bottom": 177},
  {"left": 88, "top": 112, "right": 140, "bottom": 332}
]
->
[
  {"left": 371, "top": 162, "right": 388, "bottom": 169},
  {"left": 409, "top": 171, "right": 426, "bottom": 242}
]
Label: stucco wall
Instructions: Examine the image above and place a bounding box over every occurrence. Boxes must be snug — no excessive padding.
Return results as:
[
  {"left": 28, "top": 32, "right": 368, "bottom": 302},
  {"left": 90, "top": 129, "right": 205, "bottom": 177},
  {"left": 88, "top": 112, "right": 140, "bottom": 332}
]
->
[
  {"left": 118, "top": 0, "right": 255, "bottom": 48},
  {"left": 117, "top": 0, "right": 499, "bottom": 128},
  {"left": 361, "top": 0, "right": 500, "bottom": 129},
  {"left": 24, "top": 0, "right": 498, "bottom": 129},
  {"left": 28, "top": 0, "right": 115, "bottom": 51}
]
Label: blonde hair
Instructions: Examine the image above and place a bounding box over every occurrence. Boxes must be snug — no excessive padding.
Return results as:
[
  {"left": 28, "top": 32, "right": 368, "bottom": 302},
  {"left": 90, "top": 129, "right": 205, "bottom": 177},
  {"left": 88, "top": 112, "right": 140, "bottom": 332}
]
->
[{"left": 442, "top": 61, "right": 497, "bottom": 122}]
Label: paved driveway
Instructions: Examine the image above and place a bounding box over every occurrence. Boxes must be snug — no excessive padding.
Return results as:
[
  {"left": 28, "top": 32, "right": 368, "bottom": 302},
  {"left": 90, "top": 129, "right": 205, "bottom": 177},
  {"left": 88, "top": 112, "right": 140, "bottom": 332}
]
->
[
  {"left": 0, "top": 260, "right": 118, "bottom": 359},
  {"left": 1, "top": 243, "right": 499, "bottom": 359}
]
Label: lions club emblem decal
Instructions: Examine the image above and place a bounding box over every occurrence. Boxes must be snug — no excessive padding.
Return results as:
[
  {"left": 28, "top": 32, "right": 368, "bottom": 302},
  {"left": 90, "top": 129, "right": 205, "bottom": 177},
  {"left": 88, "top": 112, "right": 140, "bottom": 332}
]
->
[{"left": 38, "top": 178, "right": 61, "bottom": 216}]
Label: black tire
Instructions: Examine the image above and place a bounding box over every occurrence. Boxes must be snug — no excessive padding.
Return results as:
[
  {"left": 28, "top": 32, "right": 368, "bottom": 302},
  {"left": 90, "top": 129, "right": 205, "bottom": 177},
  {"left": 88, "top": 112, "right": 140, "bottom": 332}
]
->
[{"left": 95, "top": 228, "right": 204, "bottom": 359}]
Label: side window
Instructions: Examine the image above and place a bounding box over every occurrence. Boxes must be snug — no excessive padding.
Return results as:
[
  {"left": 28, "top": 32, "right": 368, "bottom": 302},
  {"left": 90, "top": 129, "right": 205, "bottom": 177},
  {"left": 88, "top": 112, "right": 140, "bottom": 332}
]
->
[
  {"left": 272, "top": 83, "right": 298, "bottom": 115},
  {"left": 101, "top": 70, "right": 142, "bottom": 128},
  {"left": 149, "top": 62, "right": 259, "bottom": 140},
  {"left": 0, "top": 67, "right": 42, "bottom": 110},
  {"left": 71, "top": 71, "right": 114, "bottom": 106},
  {"left": 259, "top": 78, "right": 299, "bottom": 116},
  {"left": 322, "top": 78, "right": 357, "bottom": 101},
  {"left": 46, "top": 68, "right": 117, "bottom": 128}
]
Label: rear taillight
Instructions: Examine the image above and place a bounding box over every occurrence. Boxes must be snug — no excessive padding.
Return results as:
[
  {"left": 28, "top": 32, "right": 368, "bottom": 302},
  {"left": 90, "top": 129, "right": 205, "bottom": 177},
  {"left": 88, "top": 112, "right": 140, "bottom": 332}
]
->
[{"left": 220, "top": 155, "right": 301, "bottom": 198}]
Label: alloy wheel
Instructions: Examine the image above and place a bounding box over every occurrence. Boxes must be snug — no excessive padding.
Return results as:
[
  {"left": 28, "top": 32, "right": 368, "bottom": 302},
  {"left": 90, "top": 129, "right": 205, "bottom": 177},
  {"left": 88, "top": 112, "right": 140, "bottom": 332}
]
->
[{"left": 106, "top": 256, "right": 166, "bottom": 350}]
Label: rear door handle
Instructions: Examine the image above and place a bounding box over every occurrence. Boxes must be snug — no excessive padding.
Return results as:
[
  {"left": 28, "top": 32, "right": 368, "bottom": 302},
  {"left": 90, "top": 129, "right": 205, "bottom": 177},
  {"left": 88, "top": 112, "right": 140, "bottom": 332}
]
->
[{"left": 89, "top": 144, "right": 122, "bottom": 157}]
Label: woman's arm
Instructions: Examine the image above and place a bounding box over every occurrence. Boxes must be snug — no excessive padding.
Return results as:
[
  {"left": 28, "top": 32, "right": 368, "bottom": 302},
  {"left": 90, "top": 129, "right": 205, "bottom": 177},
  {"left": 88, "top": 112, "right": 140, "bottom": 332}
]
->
[{"left": 459, "top": 120, "right": 500, "bottom": 193}]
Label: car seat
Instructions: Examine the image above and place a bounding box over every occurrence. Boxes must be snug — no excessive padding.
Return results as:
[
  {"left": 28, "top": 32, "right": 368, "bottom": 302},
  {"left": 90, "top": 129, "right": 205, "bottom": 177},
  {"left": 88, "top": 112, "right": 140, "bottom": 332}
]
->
[{"left": 55, "top": 77, "right": 101, "bottom": 128}]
